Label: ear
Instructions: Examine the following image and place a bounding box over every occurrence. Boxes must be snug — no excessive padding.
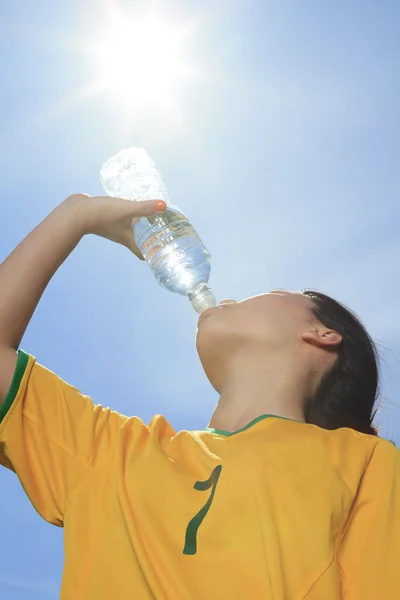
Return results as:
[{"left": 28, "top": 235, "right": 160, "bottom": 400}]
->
[{"left": 302, "top": 328, "right": 342, "bottom": 350}]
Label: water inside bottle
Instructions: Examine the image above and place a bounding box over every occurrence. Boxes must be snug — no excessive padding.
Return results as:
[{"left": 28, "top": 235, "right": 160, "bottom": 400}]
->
[
  {"left": 100, "top": 147, "right": 216, "bottom": 312},
  {"left": 133, "top": 208, "right": 212, "bottom": 299}
]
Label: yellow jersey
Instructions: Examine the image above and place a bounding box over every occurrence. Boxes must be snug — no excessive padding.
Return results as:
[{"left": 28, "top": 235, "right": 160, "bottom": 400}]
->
[{"left": 1, "top": 350, "right": 400, "bottom": 599}]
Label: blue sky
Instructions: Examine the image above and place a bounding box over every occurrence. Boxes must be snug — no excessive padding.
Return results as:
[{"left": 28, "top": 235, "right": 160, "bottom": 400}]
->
[{"left": 1, "top": 0, "right": 399, "bottom": 596}]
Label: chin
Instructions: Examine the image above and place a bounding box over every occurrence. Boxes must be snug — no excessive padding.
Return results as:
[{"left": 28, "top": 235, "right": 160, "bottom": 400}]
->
[
  {"left": 196, "top": 317, "right": 221, "bottom": 350},
  {"left": 196, "top": 327, "right": 229, "bottom": 386},
  {"left": 196, "top": 346, "right": 222, "bottom": 393}
]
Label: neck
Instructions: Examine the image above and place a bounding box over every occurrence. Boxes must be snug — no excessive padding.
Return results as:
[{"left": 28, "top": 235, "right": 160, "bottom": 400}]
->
[{"left": 207, "top": 351, "right": 309, "bottom": 434}]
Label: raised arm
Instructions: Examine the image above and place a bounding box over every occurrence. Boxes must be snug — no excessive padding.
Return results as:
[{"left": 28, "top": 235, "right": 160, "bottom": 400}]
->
[
  {"left": 0, "top": 196, "right": 85, "bottom": 403},
  {"left": 0, "top": 194, "right": 166, "bottom": 405}
]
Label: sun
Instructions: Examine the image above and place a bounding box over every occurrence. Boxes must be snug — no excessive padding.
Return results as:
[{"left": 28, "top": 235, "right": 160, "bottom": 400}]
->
[
  {"left": 27, "top": 5, "right": 213, "bottom": 133},
  {"left": 85, "top": 8, "right": 192, "bottom": 114}
]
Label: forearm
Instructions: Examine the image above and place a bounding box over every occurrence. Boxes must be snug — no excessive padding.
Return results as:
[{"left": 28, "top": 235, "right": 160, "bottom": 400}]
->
[{"left": 0, "top": 196, "right": 85, "bottom": 350}]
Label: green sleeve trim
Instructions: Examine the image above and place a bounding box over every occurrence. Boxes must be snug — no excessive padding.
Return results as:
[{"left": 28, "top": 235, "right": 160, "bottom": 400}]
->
[{"left": 0, "top": 350, "right": 30, "bottom": 424}]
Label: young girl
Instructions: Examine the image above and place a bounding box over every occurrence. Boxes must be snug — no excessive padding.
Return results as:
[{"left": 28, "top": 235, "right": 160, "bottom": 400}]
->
[{"left": 0, "top": 194, "right": 399, "bottom": 599}]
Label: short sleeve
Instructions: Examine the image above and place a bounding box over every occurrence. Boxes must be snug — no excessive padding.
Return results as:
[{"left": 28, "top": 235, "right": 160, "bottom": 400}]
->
[
  {"left": 337, "top": 438, "right": 400, "bottom": 599},
  {"left": 0, "top": 350, "right": 128, "bottom": 526}
]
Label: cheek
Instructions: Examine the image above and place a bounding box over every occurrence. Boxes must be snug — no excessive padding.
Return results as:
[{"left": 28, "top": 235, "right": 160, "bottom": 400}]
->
[{"left": 248, "top": 308, "right": 299, "bottom": 342}]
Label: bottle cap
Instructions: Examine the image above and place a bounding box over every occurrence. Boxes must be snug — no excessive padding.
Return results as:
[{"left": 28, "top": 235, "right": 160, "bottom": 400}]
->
[{"left": 190, "top": 288, "right": 217, "bottom": 314}]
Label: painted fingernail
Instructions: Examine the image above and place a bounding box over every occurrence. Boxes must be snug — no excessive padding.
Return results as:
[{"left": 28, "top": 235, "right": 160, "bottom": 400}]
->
[{"left": 156, "top": 201, "right": 167, "bottom": 211}]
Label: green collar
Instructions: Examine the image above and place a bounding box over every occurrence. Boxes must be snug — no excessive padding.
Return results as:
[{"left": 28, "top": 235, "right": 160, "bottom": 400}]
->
[{"left": 204, "top": 413, "right": 301, "bottom": 437}]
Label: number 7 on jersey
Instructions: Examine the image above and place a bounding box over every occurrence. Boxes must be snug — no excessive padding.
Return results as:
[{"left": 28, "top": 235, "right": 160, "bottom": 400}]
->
[{"left": 183, "top": 465, "right": 222, "bottom": 555}]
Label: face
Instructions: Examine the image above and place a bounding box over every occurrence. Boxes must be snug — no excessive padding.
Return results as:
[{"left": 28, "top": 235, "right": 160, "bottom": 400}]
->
[{"left": 196, "top": 290, "right": 318, "bottom": 391}]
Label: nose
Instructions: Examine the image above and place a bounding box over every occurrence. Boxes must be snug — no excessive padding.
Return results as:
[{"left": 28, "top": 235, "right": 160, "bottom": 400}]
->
[{"left": 219, "top": 298, "right": 237, "bottom": 306}]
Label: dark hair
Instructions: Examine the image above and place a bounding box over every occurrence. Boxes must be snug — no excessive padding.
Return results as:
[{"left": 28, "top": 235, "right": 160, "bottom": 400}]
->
[{"left": 301, "top": 290, "right": 381, "bottom": 436}]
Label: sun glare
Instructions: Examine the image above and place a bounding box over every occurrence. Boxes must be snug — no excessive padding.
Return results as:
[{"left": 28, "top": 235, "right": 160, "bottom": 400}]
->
[
  {"left": 87, "top": 9, "right": 191, "bottom": 113},
  {"left": 29, "top": 5, "right": 214, "bottom": 133}
]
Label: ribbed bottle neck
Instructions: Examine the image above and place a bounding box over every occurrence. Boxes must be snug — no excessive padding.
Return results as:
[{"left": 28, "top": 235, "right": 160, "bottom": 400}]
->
[{"left": 189, "top": 284, "right": 217, "bottom": 314}]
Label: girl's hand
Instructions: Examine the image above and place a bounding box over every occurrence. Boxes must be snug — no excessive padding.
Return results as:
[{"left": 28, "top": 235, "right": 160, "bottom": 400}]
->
[{"left": 66, "top": 193, "right": 167, "bottom": 260}]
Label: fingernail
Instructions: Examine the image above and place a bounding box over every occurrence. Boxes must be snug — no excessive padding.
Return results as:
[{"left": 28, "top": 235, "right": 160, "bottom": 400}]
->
[{"left": 156, "top": 201, "right": 167, "bottom": 211}]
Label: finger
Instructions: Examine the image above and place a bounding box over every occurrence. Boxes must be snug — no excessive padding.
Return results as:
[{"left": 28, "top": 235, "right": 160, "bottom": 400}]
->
[
  {"left": 96, "top": 197, "right": 167, "bottom": 216},
  {"left": 132, "top": 199, "right": 167, "bottom": 215},
  {"left": 129, "top": 243, "right": 145, "bottom": 260},
  {"left": 123, "top": 226, "right": 146, "bottom": 260}
]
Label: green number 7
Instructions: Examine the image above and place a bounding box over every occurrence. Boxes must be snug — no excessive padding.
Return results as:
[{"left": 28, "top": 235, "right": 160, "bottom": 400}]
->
[{"left": 183, "top": 465, "right": 222, "bottom": 555}]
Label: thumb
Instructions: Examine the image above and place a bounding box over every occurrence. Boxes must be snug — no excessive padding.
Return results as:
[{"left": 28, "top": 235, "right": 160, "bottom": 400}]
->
[{"left": 129, "top": 199, "right": 167, "bottom": 217}]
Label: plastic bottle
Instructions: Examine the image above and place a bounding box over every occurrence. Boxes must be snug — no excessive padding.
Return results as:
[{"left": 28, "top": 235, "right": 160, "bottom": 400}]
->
[{"left": 100, "top": 147, "right": 217, "bottom": 313}]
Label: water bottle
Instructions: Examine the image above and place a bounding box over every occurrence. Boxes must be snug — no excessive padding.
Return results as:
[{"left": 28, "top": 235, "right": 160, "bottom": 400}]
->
[{"left": 100, "top": 147, "right": 217, "bottom": 314}]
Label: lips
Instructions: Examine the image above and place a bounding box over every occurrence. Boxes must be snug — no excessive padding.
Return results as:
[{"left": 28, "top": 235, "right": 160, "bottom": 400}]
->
[{"left": 198, "top": 306, "right": 218, "bottom": 324}]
